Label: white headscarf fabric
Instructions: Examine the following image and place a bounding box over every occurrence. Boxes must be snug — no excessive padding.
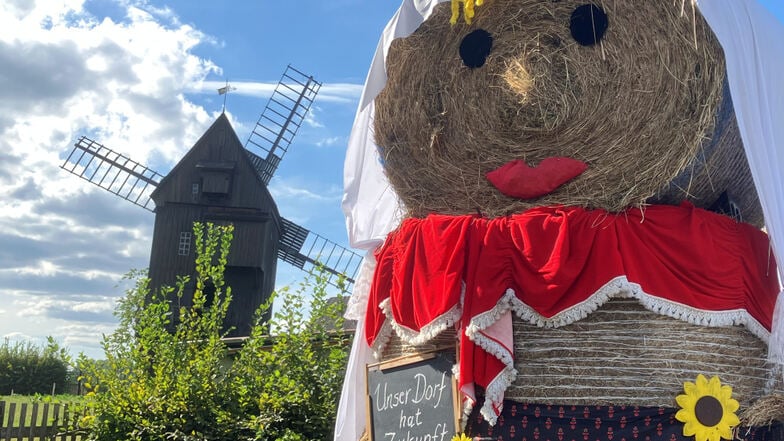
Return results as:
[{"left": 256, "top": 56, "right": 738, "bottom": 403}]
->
[
  {"left": 696, "top": 0, "right": 784, "bottom": 370},
  {"left": 336, "top": 3, "right": 449, "bottom": 439},
  {"left": 336, "top": 1, "right": 784, "bottom": 439}
]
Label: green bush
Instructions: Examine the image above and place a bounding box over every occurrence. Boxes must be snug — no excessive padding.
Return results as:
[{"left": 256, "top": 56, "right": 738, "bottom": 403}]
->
[
  {"left": 230, "top": 268, "right": 350, "bottom": 440},
  {"left": 78, "top": 222, "right": 350, "bottom": 441},
  {"left": 0, "top": 337, "right": 71, "bottom": 395}
]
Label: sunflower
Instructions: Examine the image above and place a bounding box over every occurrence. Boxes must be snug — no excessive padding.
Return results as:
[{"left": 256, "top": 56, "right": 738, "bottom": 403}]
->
[
  {"left": 675, "top": 374, "right": 740, "bottom": 441},
  {"left": 451, "top": 434, "right": 472, "bottom": 441}
]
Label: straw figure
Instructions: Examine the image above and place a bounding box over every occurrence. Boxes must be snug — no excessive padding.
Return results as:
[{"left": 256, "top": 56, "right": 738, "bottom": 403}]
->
[{"left": 364, "top": 1, "right": 783, "bottom": 440}]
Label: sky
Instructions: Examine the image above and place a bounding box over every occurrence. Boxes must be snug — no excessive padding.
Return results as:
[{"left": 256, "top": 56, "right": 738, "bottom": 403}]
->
[
  {"left": 1, "top": 0, "right": 783, "bottom": 360},
  {"left": 0, "top": 0, "right": 399, "bottom": 359}
]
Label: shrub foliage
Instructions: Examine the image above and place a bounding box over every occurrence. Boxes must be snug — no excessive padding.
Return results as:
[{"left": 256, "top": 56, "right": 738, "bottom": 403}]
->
[
  {"left": 0, "top": 336, "right": 71, "bottom": 395},
  {"left": 78, "top": 223, "right": 350, "bottom": 441}
]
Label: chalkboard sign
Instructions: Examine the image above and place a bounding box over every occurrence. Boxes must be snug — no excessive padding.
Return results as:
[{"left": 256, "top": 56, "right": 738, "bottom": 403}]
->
[{"left": 366, "top": 350, "right": 459, "bottom": 441}]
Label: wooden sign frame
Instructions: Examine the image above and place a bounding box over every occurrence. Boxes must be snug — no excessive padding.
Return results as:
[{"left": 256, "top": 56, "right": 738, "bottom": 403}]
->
[{"left": 365, "top": 347, "right": 460, "bottom": 441}]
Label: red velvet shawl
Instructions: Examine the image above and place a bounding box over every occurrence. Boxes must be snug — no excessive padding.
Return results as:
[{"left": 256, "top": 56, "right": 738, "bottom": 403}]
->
[{"left": 364, "top": 204, "right": 779, "bottom": 424}]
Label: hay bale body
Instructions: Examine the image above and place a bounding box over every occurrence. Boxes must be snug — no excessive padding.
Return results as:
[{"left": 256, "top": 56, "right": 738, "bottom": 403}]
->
[
  {"left": 380, "top": 300, "right": 773, "bottom": 409},
  {"left": 374, "top": 0, "right": 762, "bottom": 225},
  {"left": 508, "top": 299, "right": 770, "bottom": 408}
]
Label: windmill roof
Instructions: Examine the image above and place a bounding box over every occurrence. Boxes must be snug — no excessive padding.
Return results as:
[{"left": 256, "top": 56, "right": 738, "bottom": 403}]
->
[{"left": 150, "top": 113, "right": 280, "bottom": 222}]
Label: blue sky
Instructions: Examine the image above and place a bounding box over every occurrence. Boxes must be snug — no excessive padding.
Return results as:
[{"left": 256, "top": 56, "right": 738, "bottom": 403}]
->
[
  {"left": 0, "top": 0, "right": 782, "bottom": 359},
  {"left": 0, "top": 0, "right": 399, "bottom": 359}
]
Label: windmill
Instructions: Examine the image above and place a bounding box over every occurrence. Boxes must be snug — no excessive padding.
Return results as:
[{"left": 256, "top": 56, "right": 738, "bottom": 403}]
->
[{"left": 60, "top": 65, "right": 362, "bottom": 338}]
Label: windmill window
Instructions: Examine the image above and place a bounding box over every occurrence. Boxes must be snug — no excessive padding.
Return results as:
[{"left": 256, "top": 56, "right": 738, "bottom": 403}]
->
[
  {"left": 201, "top": 171, "right": 231, "bottom": 194},
  {"left": 192, "top": 183, "right": 199, "bottom": 195},
  {"left": 178, "top": 232, "right": 192, "bottom": 256}
]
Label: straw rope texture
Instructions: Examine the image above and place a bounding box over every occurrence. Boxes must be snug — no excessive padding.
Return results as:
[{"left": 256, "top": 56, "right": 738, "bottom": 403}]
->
[
  {"left": 381, "top": 299, "right": 777, "bottom": 412},
  {"left": 374, "top": 0, "right": 762, "bottom": 225}
]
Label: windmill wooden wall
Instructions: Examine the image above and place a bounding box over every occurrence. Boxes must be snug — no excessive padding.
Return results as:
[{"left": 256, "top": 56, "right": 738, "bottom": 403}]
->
[{"left": 148, "top": 113, "right": 280, "bottom": 337}]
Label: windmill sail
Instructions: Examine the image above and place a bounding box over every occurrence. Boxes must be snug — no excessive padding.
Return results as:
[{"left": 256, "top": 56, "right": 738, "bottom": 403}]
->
[
  {"left": 61, "top": 67, "right": 358, "bottom": 291},
  {"left": 278, "top": 217, "right": 362, "bottom": 287},
  {"left": 60, "top": 136, "right": 163, "bottom": 211},
  {"left": 60, "top": 137, "right": 360, "bottom": 290},
  {"left": 245, "top": 65, "right": 321, "bottom": 184}
]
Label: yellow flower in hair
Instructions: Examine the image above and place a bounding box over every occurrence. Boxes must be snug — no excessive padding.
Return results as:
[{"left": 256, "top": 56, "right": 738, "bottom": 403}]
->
[
  {"left": 451, "top": 434, "right": 471, "bottom": 441},
  {"left": 450, "top": 0, "right": 485, "bottom": 25},
  {"left": 675, "top": 374, "right": 740, "bottom": 441}
]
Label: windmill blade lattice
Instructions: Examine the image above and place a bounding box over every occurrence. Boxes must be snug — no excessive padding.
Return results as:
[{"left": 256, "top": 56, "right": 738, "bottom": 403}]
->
[
  {"left": 60, "top": 67, "right": 360, "bottom": 291},
  {"left": 245, "top": 65, "right": 321, "bottom": 185},
  {"left": 278, "top": 217, "right": 362, "bottom": 289},
  {"left": 60, "top": 136, "right": 163, "bottom": 211}
]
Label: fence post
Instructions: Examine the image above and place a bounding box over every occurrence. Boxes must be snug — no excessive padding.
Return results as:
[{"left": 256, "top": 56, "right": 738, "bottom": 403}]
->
[
  {"left": 6, "top": 402, "right": 17, "bottom": 439},
  {"left": 29, "top": 402, "right": 38, "bottom": 440},
  {"left": 16, "top": 403, "right": 27, "bottom": 440},
  {"left": 43, "top": 403, "right": 51, "bottom": 440}
]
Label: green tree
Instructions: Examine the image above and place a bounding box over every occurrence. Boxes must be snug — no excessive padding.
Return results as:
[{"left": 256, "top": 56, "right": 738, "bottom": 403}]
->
[
  {"left": 78, "top": 222, "right": 350, "bottom": 441},
  {"left": 0, "top": 336, "right": 71, "bottom": 395},
  {"left": 230, "top": 270, "right": 350, "bottom": 441}
]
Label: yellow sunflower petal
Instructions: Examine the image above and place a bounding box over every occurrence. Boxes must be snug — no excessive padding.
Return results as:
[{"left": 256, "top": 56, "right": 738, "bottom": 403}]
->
[
  {"left": 707, "top": 429, "right": 722, "bottom": 441},
  {"left": 677, "top": 374, "right": 741, "bottom": 441},
  {"left": 725, "top": 397, "right": 740, "bottom": 414},
  {"left": 682, "top": 420, "right": 698, "bottom": 437},
  {"left": 708, "top": 376, "right": 722, "bottom": 395},
  {"left": 718, "top": 424, "right": 734, "bottom": 441},
  {"left": 676, "top": 393, "right": 697, "bottom": 409},
  {"left": 720, "top": 384, "right": 733, "bottom": 400},
  {"left": 722, "top": 411, "right": 740, "bottom": 427},
  {"left": 676, "top": 408, "right": 694, "bottom": 423}
]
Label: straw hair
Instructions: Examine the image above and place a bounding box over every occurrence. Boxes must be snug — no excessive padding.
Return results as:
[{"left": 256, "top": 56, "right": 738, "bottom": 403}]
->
[
  {"left": 374, "top": 0, "right": 762, "bottom": 225},
  {"left": 741, "top": 394, "right": 784, "bottom": 426}
]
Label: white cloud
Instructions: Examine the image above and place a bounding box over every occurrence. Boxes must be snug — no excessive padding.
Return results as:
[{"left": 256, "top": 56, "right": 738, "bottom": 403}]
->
[
  {"left": 57, "top": 323, "right": 116, "bottom": 349},
  {"left": 318, "top": 83, "right": 364, "bottom": 103},
  {"left": 2, "top": 332, "right": 34, "bottom": 341},
  {"left": 0, "top": 0, "right": 221, "bottom": 356},
  {"left": 0, "top": 0, "right": 361, "bottom": 359},
  {"left": 190, "top": 81, "right": 363, "bottom": 104},
  {"left": 3, "top": 260, "right": 60, "bottom": 277},
  {"left": 268, "top": 179, "right": 342, "bottom": 203},
  {"left": 315, "top": 136, "right": 344, "bottom": 148},
  {"left": 304, "top": 105, "right": 325, "bottom": 129}
]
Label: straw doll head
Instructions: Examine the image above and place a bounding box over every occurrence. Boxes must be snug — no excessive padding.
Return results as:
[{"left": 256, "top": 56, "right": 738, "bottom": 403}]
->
[{"left": 374, "top": 0, "right": 761, "bottom": 224}]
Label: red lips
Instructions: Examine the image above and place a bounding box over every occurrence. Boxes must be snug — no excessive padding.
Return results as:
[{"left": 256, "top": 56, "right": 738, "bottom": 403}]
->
[{"left": 486, "top": 157, "right": 588, "bottom": 199}]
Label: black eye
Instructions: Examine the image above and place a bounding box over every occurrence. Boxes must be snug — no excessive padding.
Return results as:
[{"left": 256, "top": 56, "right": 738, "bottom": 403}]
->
[
  {"left": 459, "top": 29, "right": 493, "bottom": 68},
  {"left": 570, "top": 4, "right": 608, "bottom": 46}
]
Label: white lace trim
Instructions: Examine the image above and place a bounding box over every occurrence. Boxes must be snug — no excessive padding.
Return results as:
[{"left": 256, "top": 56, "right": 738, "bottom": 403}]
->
[
  {"left": 369, "top": 316, "right": 395, "bottom": 359},
  {"left": 479, "top": 365, "right": 518, "bottom": 426},
  {"left": 465, "top": 289, "right": 517, "bottom": 367},
  {"left": 344, "top": 251, "right": 377, "bottom": 322},
  {"left": 460, "top": 395, "right": 475, "bottom": 430},
  {"left": 370, "top": 297, "right": 463, "bottom": 358},
  {"left": 373, "top": 273, "right": 772, "bottom": 424},
  {"left": 503, "top": 276, "right": 770, "bottom": 343},
  {"left": 458, "top": 275, "right": 771, "bottom": 425}
]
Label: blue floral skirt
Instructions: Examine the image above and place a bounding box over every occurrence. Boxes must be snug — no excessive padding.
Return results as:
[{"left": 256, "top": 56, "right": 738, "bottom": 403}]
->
[{"left": 466, "top": 401, "right": 782, "bottom": 441}]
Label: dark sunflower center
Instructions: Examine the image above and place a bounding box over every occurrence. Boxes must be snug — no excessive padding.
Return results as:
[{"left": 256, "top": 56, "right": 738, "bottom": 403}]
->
[{"left": 694, "top": 396, "right": 723, "bottom": 427}]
